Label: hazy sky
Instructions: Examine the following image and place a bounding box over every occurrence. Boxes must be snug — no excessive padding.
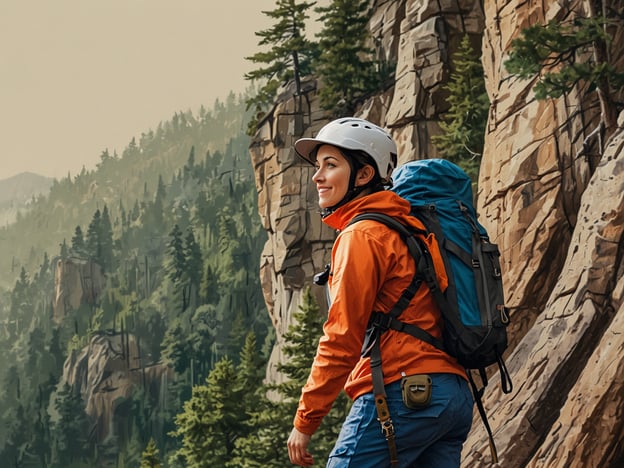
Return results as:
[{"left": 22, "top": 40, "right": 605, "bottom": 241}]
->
[{"left": 0, "top": 0, "right": 322, "bottom": 181}]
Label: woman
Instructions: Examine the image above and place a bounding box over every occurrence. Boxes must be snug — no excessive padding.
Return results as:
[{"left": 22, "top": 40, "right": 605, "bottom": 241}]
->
[{"left": 287, "top": 118, "right": 474, "bottom": 467}]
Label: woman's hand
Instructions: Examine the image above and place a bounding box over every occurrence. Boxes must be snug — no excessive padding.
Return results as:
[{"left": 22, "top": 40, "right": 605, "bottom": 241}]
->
[{"left": 287, "top": 427, "right": 314, "bottom": 466}]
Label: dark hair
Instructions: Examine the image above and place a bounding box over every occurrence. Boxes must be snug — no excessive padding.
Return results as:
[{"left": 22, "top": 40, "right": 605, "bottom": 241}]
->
[{"left": 341, "top": 148, "right": 387, "bottom": 191}]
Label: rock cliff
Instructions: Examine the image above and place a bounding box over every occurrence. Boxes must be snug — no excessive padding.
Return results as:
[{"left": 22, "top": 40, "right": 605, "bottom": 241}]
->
[
  {"left": 61, "top": 332, "right": 172, "bottom": 442},
  {"left": 250, "top": 0, "right": 624, "bottom": 466},
  {"left": 53, "top": 256, "right": 106, "bottom": 321}
]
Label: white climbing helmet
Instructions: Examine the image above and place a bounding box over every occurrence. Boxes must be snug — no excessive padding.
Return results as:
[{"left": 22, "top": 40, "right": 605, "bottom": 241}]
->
[{"left": 295, "top": 117, "right": 398, "bottom": 183}]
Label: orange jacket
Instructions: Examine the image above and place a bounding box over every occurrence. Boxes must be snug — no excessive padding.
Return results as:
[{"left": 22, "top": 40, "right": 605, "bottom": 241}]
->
[{"left": 294, "top": 190, "right": 466, "bottom": 435}]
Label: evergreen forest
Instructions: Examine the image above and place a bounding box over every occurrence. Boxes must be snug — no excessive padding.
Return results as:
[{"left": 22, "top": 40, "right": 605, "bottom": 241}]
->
[{"left": 0, "top": 92, "right": 334, "bottom": 466}]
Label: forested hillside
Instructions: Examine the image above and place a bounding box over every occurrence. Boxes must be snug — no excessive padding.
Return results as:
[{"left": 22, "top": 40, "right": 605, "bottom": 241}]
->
[
  {"left": 0, "top": 93, "right": 277, "bottom": 466},
  {"left": 0, "top": 172, "right": 53, "bottom": 228}
]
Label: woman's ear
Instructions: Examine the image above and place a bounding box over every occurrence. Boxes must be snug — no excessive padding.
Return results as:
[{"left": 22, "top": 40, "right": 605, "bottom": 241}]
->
[{"left": 355, "top": 164, "right": 375, "bottom": 187}]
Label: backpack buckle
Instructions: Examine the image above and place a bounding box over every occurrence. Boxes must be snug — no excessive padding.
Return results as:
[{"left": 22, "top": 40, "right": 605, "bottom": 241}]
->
[
  {"left": 472, "top": 258, "right": 480, "bottom": 268},
  {"left": 313, "top": 264, "right": 331, "bottom": 285},
  {"left": 370, "top": 312, "right": 392, "bottom": 331}
]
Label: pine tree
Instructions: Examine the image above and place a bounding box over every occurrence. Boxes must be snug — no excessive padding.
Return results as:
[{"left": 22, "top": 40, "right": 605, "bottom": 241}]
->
[
  {"left": 232, "top": 287, "right": 349, "bottom": 465},
  {"left": 314, "top": 0, "right": 377, "bottom": 116},
  {"left": 183, "top": 146, "right": 196, "bottom": 184},
  {"left": 99, "top": 205, "right": 114, "bottom": 272},
  {"left": 199, "top": 264, "right": 219, "bottom": 305},
  {"left": 29, "top": 407, "right": 51, "bottom": 468},
  {"left": 60, "top": 238, "right": 69, "bottom": 260},
  {"left": 161, "top": 319, "right": 192, "bottom": 374},
  {"left": 432, "top": 35, "right": 490, "bottom": 181},
  {"left": 140, "top": 438, "right": 162, "bottom": 468},
  {"left": 504, "top": 8, "right": 624, "bottom": 146},
  {"left": 193, "top": 190, "right": 211, "bottom": 239},
  {"left": 166, "top": 224, "right": 186, "bottom": 310},
  {"left": 188, "top": 304, "right": 222, "bottom": 381},
  {"left": 170, "top": 357, "right": 242, "bottom": 467},
  {"left": 244, "top": 0, "right": 318, "bottom": 132},
  {"left": 182, "top": 228, "right": 203, "bottom": 310},
  {"left": 9, "top": 267, "right": 30, "bottom": 335},
  {"left": 225, "top": 310, "right": 249, "bottom": 359},
  {"left": 231, "top": 332, "right": 265, "bottom": 450},
  {"left": 236, "top": 332, "right": 265, "bottom": 399},
  {"left": 71, "top": 225, "right": 86, "bottom": 257},
  {"left": 50, "top": 382, "right": 92, "bottom": 466},
  {"left": 151, "top": 175, "right": 167, "bottom": 227},
  {"left": 85, "top": 208, "right": 102, "bottom": 260},
  {"left": 0, "top": 403, "right": 29, "bottom": 466}
]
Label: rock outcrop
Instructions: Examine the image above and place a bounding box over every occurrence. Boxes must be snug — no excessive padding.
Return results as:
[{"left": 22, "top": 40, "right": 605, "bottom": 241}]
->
[
  {"left": 62, "top": 332, "right": 173, "bottom": 442},
  {"left": 53, "top": 256, "right": 106, "bottom": 321},
  {"left": 249, "top": 77, "right": 337, "bottom": 383},
  {"left": 250, "top": 0, "right": 624, "bottom": 465}
]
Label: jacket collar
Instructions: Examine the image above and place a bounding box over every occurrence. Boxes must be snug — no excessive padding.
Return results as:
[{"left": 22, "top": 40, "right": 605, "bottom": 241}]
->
[{"left": 322, "top": 190, "right": 413, "bottom": 231}]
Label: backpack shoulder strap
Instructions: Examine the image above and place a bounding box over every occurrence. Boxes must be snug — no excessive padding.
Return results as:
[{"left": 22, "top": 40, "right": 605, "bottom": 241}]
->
[
  {"left": 349, "top": 212, "right": 445, "bottom": 352},
  {"left": 349, "top": 212, "right": 433, "bottom": 467}
]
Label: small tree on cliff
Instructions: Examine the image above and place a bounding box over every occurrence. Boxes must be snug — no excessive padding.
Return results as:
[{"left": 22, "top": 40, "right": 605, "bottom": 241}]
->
[
  {"left": 504, "top": 7, "right": 624, "bottom": 157},
  {"left": 432, "top": 35, "right": 490, "bottom": 182},
  {"left": 71, "top": 225, "right": 86, "bottom": 257},
  {"left": 244, "top": 0, "right": 318, "bottom": 133},
  {"left": 140, "top": 438, "right": 162, "bottom": 468}
]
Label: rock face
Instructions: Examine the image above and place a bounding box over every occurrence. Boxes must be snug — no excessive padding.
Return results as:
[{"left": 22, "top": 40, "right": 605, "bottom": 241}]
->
[
  {"left": 250, "top": 0, "right": 624, "bottom": 465},
  {"left": 249, "top": 77, "right": 337, "bottom": 383},
  {"left": 53, "top": 256, "right": 106, "bottom": 321},
  {"left": 462, "top": 0, "right": 624, "bottom": 465},
  {"left": 62, "top": 332, "right": 173, "bottom": 442}
]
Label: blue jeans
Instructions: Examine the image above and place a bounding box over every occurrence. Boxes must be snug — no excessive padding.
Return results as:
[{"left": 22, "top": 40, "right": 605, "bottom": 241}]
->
[{"left": 326, "top": 374, "right": 473, "bottom": 468}]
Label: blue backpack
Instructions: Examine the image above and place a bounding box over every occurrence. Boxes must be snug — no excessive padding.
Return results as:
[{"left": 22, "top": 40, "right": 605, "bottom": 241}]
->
[
  {"left": 392, "top": 159, "right": 511, "bottom": 372},
  {"left": 351, "top": 159, "right": 512, "bottom": 462}
]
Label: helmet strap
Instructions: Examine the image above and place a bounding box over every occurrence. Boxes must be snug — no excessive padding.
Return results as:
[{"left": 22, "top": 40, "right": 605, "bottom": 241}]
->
[{"left": 320, "top": 155, "right": 371, "bottom": 217}]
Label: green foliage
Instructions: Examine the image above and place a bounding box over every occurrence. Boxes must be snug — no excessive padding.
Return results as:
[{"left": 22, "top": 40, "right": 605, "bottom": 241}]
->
[
  {"left": 170, "top": 357, "right": 243, "bottom": 467},
  {"left": 504, "top": 17, "right": 624, "bottom": 100},
  {"left": 245, "top": 0, "right": 319, "bottom": 132},
  {"left": 314, "top": 0, "right": 381, "bottom": 116},
  {"left": 432, "top": 35, "right": 490, "bottom": 181},
  {"left": 279, "top": 287, "right": 350, "bottom": 461},
  {"left": 170, "top": 289, "right": 349, "bottom": 467},
  {"left": 49, "top": 382, "right": 93, "bottom": 466},
  {"left": 0, "top": 95, "right": 271, "bottom": 466},
  {"left": 279, "top": 287, "right": 324, "bottom": 389},
  {"left": 140, "top": 438, "right": 162, "bottom": 468},
  {"left": 233, "top": 288, "right": 350, "bottom": 466},
  {"left": 71, "top": 225, "right": 86, "bottom": 256}
]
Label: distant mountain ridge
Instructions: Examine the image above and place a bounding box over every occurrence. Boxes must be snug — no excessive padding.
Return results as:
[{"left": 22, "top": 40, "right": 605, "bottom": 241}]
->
[
  {"left": 0, "top": 172, "right": 53, "bottom": 204},
  {"left": 0, "top": 172, "right": 53, "bottom": 227}
]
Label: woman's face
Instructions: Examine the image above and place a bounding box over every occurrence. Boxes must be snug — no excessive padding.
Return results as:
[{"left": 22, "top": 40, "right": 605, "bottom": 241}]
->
[{"left": 312, "top": 145, "right": 351, "bottom": 209}]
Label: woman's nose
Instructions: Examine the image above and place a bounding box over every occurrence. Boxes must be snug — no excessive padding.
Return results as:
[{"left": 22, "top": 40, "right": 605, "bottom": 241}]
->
[{"left": 312, "top": 168, "right": 323, "bottom": 182}]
